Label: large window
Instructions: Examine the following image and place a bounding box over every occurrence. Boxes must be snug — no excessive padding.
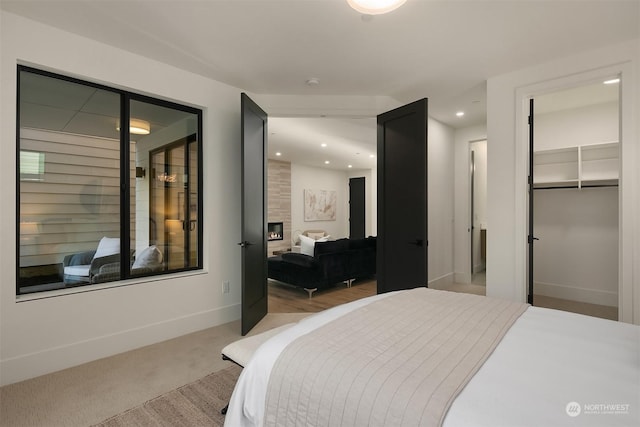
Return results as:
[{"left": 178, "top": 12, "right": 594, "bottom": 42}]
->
[{"left": 17, "top": 67, "right": 203, "bottom": 295}]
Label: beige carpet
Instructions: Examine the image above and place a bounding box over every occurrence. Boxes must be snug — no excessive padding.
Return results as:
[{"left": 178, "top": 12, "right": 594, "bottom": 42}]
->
[
  {"left": 0, "top": 313, "right": 309, "bottom": 427},
  {"left": 94, "top": 365, "right": 242, "bottom": 427}
]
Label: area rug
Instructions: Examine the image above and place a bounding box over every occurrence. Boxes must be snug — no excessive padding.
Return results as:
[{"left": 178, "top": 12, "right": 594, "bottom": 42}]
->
[{"left": 94, "top": 364, "right": 242, "bottom": 427}]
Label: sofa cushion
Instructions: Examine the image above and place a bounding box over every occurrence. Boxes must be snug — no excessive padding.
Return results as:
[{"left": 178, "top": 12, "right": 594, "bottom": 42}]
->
[
  {"left": 93, "top": 237, "right": 120, "bottom": 260},
  {"left": 314, "top": 238, "right": 349, "bottom": 257},
  {"left": 281, "top": 252, "right": 317, "bottom": 268},
  {"left": 63, "top": 264, "right": 91, "bottom": 277},
  {"left": 349, "top": 237, "right": 376, "bottom": 249}
]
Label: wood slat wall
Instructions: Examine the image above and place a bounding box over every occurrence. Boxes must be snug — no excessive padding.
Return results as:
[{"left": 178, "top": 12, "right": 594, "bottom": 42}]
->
[{"left": 20, "top": 128, "right": 135, "bottom": 267}]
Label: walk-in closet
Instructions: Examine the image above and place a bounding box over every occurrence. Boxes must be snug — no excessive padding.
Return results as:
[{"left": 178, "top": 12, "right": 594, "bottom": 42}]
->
[{"left": 531, "top": 80, "right": 619, "bottom": 320}]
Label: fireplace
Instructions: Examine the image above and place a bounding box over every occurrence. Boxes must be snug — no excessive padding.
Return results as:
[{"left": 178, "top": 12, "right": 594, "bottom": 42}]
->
[{"left": 267, "top": 222, "right": 284, "bottom": 241}]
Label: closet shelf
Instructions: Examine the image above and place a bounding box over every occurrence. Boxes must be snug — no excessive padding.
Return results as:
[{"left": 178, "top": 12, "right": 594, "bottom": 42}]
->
[
  {"left": 533, "top": 179, "right": 579, "bottom": 189},
  {"left": 534, "top": 141, "right": 619, "bottom": 189}
]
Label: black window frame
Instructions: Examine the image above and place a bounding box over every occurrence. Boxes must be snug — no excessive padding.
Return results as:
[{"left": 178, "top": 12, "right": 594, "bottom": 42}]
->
[{"left": 16, "top": 65, "right": 204, "bottom": 295}]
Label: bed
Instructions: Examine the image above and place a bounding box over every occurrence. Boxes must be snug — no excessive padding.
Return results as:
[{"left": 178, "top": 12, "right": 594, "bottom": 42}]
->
[{"left": 224, "top": 288, "right": 639, "bottom": 427}]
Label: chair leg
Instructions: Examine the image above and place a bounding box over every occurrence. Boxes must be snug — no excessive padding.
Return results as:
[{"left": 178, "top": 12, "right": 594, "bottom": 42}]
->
[
  {"left": 304, "top": 287, "right": 318, "bottom": 298},
  {"left": 221, "top": 403, "right": 229, "bottom": 415}
]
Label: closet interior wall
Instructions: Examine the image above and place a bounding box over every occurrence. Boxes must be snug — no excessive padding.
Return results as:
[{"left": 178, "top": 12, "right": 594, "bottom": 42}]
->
[{"left": 533, "top": 95, "right": 619, "bottom": 311}]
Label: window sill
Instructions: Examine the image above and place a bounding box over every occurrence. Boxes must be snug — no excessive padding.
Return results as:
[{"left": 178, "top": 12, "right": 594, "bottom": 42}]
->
[{"left": 16, "top": 270, "right": 207, "bottom": 303}]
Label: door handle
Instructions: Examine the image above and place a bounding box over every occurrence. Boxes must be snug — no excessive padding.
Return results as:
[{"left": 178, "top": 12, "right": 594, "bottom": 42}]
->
[
  {"left": 528, "top": 236, "right": 540, "bottom": 243},
  {"left": 408, "top": 239, "right": 424, "bottom": 247},
  {"left": 238, "top": 241, "right": 255, "bottom": 248}
]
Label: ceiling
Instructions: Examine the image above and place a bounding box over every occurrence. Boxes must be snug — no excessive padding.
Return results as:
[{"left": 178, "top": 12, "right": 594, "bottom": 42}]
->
[
  {"left": 3, "top": 0, "right": 638, "bottom": 169},
  {"left": 19, "top": 70, "right": 194, "bottom": 140}
]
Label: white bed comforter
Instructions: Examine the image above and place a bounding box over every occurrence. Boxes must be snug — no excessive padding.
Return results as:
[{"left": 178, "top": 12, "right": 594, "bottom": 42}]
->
[{"left": 225, "top": 291, "right": 640, "bottom": 427}]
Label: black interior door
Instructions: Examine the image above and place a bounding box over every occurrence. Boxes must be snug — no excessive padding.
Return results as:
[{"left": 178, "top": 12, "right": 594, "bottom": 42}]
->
[
  {"left": 240, "top": 93, "right": 268, "bottom": 335},
  {"left": 377, "top": 99, "right": 428, "bottom": 293},
  {"left": 349, "top": 177, "right": 365, "bottom": 239},
  {"left": 470, "top": 149, "right": 475, "bottom": 276},
  {"left": 527, "top": 98, "right": 536, "bottom": 305}
]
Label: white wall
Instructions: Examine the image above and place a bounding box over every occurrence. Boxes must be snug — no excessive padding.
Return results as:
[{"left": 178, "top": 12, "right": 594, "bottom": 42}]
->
[
  {"left": 427, "top": 118, "right": 455, "bottom": 286},
  {"left": 486, "top": 39, "right": 640, "bottom": 324},
  {"left": 1, "top": 11, "right": 243, "bottom": 385},
  {"left": 453, "top": 125, "right": 487, "bottom": 284},
  {"left": 291, "top": 164, "right": 350, "bottom": 239},
  {"left": 534, "top": 188, "right": 618, "bottom": 306},
  {"left": 535, "top": 102, "right": 619, "bottom": 151}
]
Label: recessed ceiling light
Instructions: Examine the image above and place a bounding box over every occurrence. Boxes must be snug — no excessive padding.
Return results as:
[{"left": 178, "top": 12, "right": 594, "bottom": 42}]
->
[
  {"left": 604, "top": 78, "right": 620, "bottom": 85},
  {"left": 369, "top": 154, "right": 375, "bottom": 158},
  {"left": 456, "top": 111, "right": 465, "bottom": 117},
  {"left": 348, "top": 164, "right": 353, "bottom": 168},
  {"left": 275, "top": 152, "right": 282, "bottom": 156},
  {"left": 324, "top": 160, "right": 330, "bottom": 164},
  {"left": 306, "top": 77, "right": 320, "bottom": 86},
  {"left": 321, "top": 143, "right": 327, "bottom": 147}
]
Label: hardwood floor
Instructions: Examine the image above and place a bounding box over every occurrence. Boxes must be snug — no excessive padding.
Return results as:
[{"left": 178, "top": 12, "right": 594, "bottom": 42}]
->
[
  {"left": 268, "top": 279, "right": 376, "bottom": 313},
  {"left": 534, "top": 294, "right": 617, "bottom": 321},
  {"left": 268, "top": 277, "right": 617, "bottom": 321}
]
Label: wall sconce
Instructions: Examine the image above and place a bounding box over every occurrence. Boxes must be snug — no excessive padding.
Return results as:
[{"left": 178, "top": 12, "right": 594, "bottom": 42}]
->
[
  {"left": 136, "top": 166, "right": 146, "bottom": 178},
  {"left": 165, "top": 219, "right": 184, "bottom": 235},
  {"left": 20, "top": 221, "right": 40, "bottom": 242}
]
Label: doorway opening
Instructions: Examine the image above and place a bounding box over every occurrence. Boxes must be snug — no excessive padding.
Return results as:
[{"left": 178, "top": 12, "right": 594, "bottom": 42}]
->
[
  {"left": 469, "top": 140, "right": 487, "bottom": 286},
  {"left": 528, "top": 79, "right": 620, "bottom": 321},
  {"left": 266, "top": 116, "right": 378, "bottom": 313}
]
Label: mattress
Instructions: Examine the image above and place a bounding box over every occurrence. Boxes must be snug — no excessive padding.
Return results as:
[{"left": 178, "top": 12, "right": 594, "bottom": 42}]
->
[{"left": 225, "top": 290, "right": 640, "bottom": 427}]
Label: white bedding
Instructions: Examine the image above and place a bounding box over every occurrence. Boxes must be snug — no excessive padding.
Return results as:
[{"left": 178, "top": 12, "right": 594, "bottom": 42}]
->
[{"left": 225, "top": 291, "right": 640, "bottom": 427}]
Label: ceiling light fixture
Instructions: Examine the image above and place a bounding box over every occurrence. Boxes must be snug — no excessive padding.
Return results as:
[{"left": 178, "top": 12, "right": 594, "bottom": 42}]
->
[
  {"left": 321, "top": 143, "right": 327, "bottom": 147},
  {"left": 275, "top": 152, "right": 282, "bottom": 156},
  {"left": 325, "top": 160, "right": 330, "bottom": 164},
  {"left": 603, "top": 78, "right": 620, "bottom": 85},
  {"left": 456, "top": 111, "right": 465, "bottom": 117},
  {"left": 116, "top": 118, "right": 151, "bottom": 135},
  {"left": 347, "top": 0, "right": 407, "bottom": 15},
  {"left": 130, "top": 119, "right": 151, "bottom": 135}
]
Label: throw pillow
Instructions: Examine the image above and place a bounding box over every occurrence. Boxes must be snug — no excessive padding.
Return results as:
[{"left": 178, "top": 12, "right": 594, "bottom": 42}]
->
[
  {"left": 93, "top": 237, "right": 120, "bottom": 260},
  {"left": 132, "top": 245, "right": 163, "bottom": 269},
  {"left": 300, "top": 234, "right": 331, "bottom": 257},
  {"left": 299, "top": 234, "right": 316, "bottom": 256},
  {"left": 306, "top": 231, "right": 325, "bottom": 240}
]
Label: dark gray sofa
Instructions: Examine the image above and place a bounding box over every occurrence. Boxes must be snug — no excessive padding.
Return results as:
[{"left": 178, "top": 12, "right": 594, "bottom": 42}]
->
[{"left": 267, "top": 236, "right": 376, "bottom": 297}]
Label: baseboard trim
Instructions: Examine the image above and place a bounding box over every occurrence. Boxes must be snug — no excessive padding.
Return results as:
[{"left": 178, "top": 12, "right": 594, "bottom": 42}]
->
[
  {"left": 472, "top": 263, "right": 485, "bottom": 274},
  {"left": 428, "top": 272, "right": 454, "bottom": 290},
  {"left": 534, "top": 281, "right": 617, "bottom": 307},
  {"left": 454, "top": 272, "right": 472, "bottom": 284},
  {"left": 0, "top": 303, "right": 240, "bottom": 386}
]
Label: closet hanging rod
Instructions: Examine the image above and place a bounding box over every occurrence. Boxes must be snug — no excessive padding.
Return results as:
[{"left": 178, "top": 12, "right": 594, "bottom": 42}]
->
[{"left": 534, "top": 184, "right": 619, "bottom": 190}]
